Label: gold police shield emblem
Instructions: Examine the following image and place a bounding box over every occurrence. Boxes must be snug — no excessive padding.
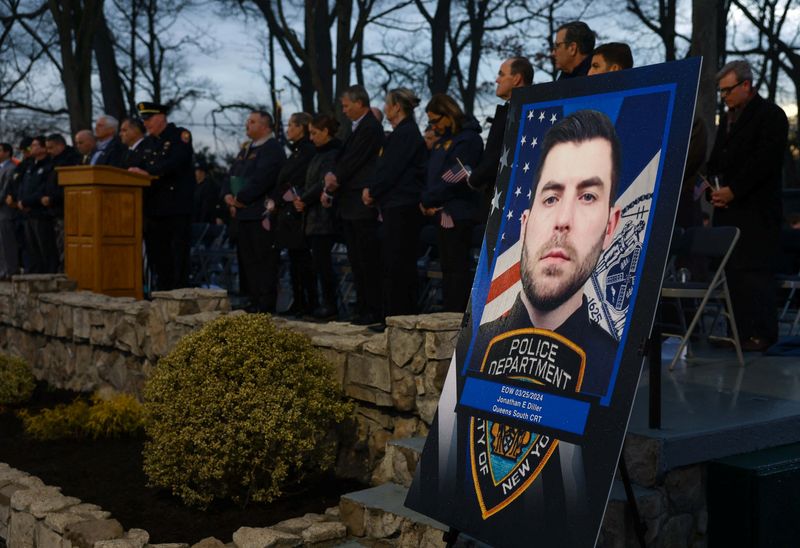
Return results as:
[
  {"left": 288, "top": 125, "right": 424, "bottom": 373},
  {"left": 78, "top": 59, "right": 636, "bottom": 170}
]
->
[{"left": 470, "top": 328, "right": 586, "bottom": 519}]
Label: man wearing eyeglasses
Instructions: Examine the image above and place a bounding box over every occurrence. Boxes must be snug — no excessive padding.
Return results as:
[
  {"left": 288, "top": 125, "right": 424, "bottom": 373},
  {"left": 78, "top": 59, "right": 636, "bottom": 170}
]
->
[
  {"left": 551, "top": 21, "right": 595, "bottom": 80},
  {"left": 708, "top": 59, "right": 789, "bottom": 352}
]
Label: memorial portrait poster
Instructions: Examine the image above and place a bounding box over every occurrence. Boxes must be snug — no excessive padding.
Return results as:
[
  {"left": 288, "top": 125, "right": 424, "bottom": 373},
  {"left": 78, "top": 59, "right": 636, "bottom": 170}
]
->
[{"left": 405, "top": 59, "right": 701, "bottom": 548}]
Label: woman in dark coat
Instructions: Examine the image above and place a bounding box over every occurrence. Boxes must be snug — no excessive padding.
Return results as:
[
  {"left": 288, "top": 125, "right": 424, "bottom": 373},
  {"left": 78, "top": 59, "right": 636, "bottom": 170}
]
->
[
  {"left": 294, "top": 114, "right": 342, "bottom": 320},
  {"left": 275, "top": 112, "right": 317, "bottom": 316},
  {"left": 363, "top": 88, "right": 427, "bottom": 319},
  {"left": 421, "top": 94, "right": 484, "bottom": 313}
]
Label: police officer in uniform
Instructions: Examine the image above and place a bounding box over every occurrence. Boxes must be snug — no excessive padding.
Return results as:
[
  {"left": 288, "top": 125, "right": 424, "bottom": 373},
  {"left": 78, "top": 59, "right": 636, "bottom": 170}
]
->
[
  {"left": 222, "top": 109, "right": 286, "bottom": 313},
  {"left": 129, "top": 101, "right": 195, "bottom": 290},
  {"left": 474, "top": 110, "right": 622, "bottom": 397}
]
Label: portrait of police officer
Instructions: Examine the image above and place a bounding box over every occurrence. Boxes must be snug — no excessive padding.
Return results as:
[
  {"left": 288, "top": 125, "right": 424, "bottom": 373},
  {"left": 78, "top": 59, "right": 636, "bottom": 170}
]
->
[{"left": 482, "top": 109, "right": 622, "bottom": 396}]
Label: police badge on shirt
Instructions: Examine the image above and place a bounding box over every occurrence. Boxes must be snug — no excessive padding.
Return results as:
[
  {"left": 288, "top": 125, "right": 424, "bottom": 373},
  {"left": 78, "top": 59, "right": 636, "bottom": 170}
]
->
[{"left": 467, "top": 329, "right": 585, "bottom": 518}]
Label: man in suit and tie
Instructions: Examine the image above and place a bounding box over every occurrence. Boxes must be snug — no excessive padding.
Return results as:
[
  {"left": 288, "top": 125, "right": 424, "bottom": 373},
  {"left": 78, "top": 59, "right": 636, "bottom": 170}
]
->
[
  {"left": 74, "top": 130, "right": 96, "bottom": 165},
  {"left": 92, "top": 114, "right": 125, "bottom": 167},
  {"left": 119, "top": 117, "right": 147, "bottom": 168},
  {"left": 323, "top": 85, "right": 385, "bottom": 325},
  {"left": 708, "top": 59, "right": 789, "bottom": 351}
]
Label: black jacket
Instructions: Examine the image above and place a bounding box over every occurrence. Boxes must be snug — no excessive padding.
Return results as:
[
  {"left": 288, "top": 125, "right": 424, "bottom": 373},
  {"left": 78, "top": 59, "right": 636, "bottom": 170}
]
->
[
  {"left": 93, "top": 136, "right": 126, "bottom": 167},
  {"left": 121, "top": 141, "right": 148, "bottom": 169},
  {"left": 301, "top": 139, "right": 341, "bottom": 236},
  {"left": 367, "top": 116, "right": 427, "bottom": 210},
  {"left": 193, "top": 178, "right": 223, "bottom": 224},
  {"left": 708, "top": 93, "right": 788, "bottom": 269},
  {"left": 18, "top": 157, "right": 53, "bottom": 217},
  {"left": 224, "top": 136, "right": 285, "bottom": 221},
  {"left": 275, "top": 137, "right": 315, "bottom": 249},
  {"left": 140, "top": 123, "right": 195, "bottom": 217},
  {"left": 558, "top": 54, "right": 592, "bottom": 80},
  {"left": 44, "top": 146, "right": 81, "bottom": 217},
  {"left": 473, "top": 294, "right": 618, "bottom": 397},
  {"left": 470, "top": 103, "right": 508, "bottom": 220},
  {"left": 422, "top": 117, "right": 484, "bottom": 221},
  {"left": 332, "top": 113, "right": 384, "bottom": 221}
]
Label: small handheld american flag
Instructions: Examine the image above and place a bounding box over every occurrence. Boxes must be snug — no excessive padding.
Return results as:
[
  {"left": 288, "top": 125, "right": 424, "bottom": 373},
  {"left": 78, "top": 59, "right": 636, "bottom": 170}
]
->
[{"left": 442, "top": 158, "right": 471, "bottom": 184}]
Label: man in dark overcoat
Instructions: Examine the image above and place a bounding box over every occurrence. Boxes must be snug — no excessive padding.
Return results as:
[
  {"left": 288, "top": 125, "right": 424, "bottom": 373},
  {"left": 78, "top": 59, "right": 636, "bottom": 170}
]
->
[
  {"left": 323, "top": 85, "right": 385, "bottom": 325},
  {"left": 708, "top": 60, "right": 789, "bottom": 351}
]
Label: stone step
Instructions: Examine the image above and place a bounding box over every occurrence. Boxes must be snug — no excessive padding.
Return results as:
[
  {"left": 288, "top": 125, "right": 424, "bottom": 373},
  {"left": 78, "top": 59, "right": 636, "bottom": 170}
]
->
[
  {"left": 339, "top": 482, "right": 446, "bottom": 546},
  {"left": 371, "top": 437, "right": 426, "bottom": 487}
]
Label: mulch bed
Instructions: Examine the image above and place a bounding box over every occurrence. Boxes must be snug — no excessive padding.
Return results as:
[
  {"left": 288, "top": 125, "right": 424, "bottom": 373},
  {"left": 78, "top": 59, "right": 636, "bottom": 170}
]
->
[{"left": 0, "top": 384, "right": 364, "bottom": 544}]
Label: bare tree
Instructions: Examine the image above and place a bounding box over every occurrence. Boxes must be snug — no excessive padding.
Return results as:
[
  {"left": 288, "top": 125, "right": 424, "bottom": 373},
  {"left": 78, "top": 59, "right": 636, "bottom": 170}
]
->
[
  {"left": 689, "top": 0, "right": 730, "bottom": 141},
  {"left": 47, "top": 0, "right": 104, "bottom": 134},
  {"left": 104, "top": 0, "right": 213, "bottom": 115},
  {"left": 0, "top": 1, "right": 65, "bottom": 117},
  {"left": 626, "top": 0, "right": 691, "bottom": 62}
]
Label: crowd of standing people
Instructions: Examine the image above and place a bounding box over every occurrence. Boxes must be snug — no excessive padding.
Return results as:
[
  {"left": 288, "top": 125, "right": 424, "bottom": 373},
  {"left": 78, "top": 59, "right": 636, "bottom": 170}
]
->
[{"left": 0, "top": 19, "right": 790, "bottom": 345}]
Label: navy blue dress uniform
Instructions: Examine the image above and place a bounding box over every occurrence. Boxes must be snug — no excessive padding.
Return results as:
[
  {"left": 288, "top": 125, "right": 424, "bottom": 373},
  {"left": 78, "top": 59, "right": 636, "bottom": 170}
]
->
[
  {"left": 708, "top": 93, "right": 789, "bottom": 345},
  {"left": 45, "top": 145, "right": 81, "bottom": 270},
  {"left": 44, "top": 145, "right": 81, "bottom": 220},
  {"left": 422, "top": 117, "right": 484, "bottom": 312},
  {"left": 223, "top": 135, "right": 286, "bottom": 312},
  {"left": 367, "top": 116, "right": 427, "bottom": 316},
  {"left": 136, "top": 102, "right": 195, "bottom": 290},
  {"left": 331, "top": 112, "right": 385, "bottom": 323},
  {"left": 17, "top": 156, "right": 57, "bottom": 273},
  {"left": 275, "top": 136, "right": 316, "bottom": 315},
  {"left": 475, "top": 295, "right": 618, "bottom": 398}
]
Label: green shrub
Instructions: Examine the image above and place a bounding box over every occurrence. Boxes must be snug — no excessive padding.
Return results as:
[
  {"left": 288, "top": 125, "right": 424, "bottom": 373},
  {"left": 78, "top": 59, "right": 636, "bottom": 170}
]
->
[
  {"left": 17, "top": 392, "right": 145, "bottom": 440},
  {"left": 0, "top": 354, "right": 36, "bottom": 406},
  {"left": 142, "top": 313, "right": 352, "bottom": 508},
  {"left": 18, "top": 399, "right": 90, "bottom": 440},
  {"left": 86, "top": 393, "right": 146, "bottom": 438}
]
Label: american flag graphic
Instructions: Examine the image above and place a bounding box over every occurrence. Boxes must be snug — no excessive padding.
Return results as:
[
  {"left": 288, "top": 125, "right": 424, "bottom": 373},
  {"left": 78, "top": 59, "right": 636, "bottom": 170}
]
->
[{"left": 478, "top": 106, "right": 563, "bottom": 325}]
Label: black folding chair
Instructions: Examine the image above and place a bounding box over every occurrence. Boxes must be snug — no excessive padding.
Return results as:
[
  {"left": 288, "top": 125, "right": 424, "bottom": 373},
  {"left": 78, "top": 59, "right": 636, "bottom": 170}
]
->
[
  {"left": 660, "top": 226, "right": 743, "bottom": 370},
  {"left": 777, "top": 229, "right": 800, "bottom": 335}
]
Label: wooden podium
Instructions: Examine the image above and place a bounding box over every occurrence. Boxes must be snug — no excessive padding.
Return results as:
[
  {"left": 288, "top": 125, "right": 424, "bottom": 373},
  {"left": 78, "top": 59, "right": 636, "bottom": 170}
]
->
[{"left": 57, "top": 165, "right": 153, "bottom": 299}]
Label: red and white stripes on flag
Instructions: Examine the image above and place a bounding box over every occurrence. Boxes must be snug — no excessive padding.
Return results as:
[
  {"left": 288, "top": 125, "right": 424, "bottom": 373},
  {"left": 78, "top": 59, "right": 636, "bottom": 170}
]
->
[{"left": 480, "top": 240, "right": 522, "bottom": 324}]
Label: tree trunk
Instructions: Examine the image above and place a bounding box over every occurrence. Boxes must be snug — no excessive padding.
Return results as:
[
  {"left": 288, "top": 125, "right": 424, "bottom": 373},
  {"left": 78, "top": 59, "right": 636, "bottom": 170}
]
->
[
  {"left": 49, "top": 0, "right": 103, "bottom": 135},
  {"left": 94, "top": 8, "right": 126, "bottom": 120},
  {"left": 689, "top": 0, "right": 723, "bottom": 149},
  {"left": 429, "top": 0, "right": 451, "bottom": 94},
  {"left": 333, "top": 0, "right": 351, "bottom": 112}
]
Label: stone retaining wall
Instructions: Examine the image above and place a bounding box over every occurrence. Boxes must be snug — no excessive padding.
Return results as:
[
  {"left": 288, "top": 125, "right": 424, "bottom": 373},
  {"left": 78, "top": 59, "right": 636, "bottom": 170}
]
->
[
  {"left": 0, "top": 275, "right": 460, "bottom": 481},
  {"left": 0, "top": 462, "right": 351, "bottom": 548}
]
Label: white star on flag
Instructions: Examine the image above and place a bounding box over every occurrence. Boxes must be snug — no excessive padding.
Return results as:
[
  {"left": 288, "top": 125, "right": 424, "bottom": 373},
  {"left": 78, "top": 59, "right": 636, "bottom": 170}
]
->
[
  {"left": 550, "top": 113, "right": 557, "bottom": 123},
  {"left": 501, "top": 233, "right": 506, "bottom": 240},
  {"left": 527, "top": 189, "right": 531, "bottom": 199},
  {"left": 527, "top": 110, "right": 534, "bottom": 121},
  {"left": 522, "top": 162, "right": 530, "bottom": 173},
  {"left": 490, "top": 188, "right": 502, "bottom": 214},
  {"left": 531, "top": 137, "right": 538, "bottom": 148},
  {"left": 520, "top": 135, "right": 526, "bottom": 146},
  {"left": 506, "top": 209, "right": 513, "bottom": 220},
  {"left": 538, "top": 111, "right": 545, "bottom": 122},
  {"left": 514, "top": 186, "right": 521, "bottom": 197}
]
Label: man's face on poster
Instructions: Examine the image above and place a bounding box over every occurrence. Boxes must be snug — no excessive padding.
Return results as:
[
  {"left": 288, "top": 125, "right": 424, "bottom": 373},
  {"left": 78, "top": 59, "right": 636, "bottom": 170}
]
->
[{"left": 520, "top": 138, "right": 620, "bottom": 312}]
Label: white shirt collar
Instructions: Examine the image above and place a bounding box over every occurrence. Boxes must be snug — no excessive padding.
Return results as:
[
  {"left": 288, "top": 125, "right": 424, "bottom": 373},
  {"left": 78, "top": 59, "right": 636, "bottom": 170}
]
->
[{"left": 351, "top": 112, "right": 368, "bottom": 132}]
